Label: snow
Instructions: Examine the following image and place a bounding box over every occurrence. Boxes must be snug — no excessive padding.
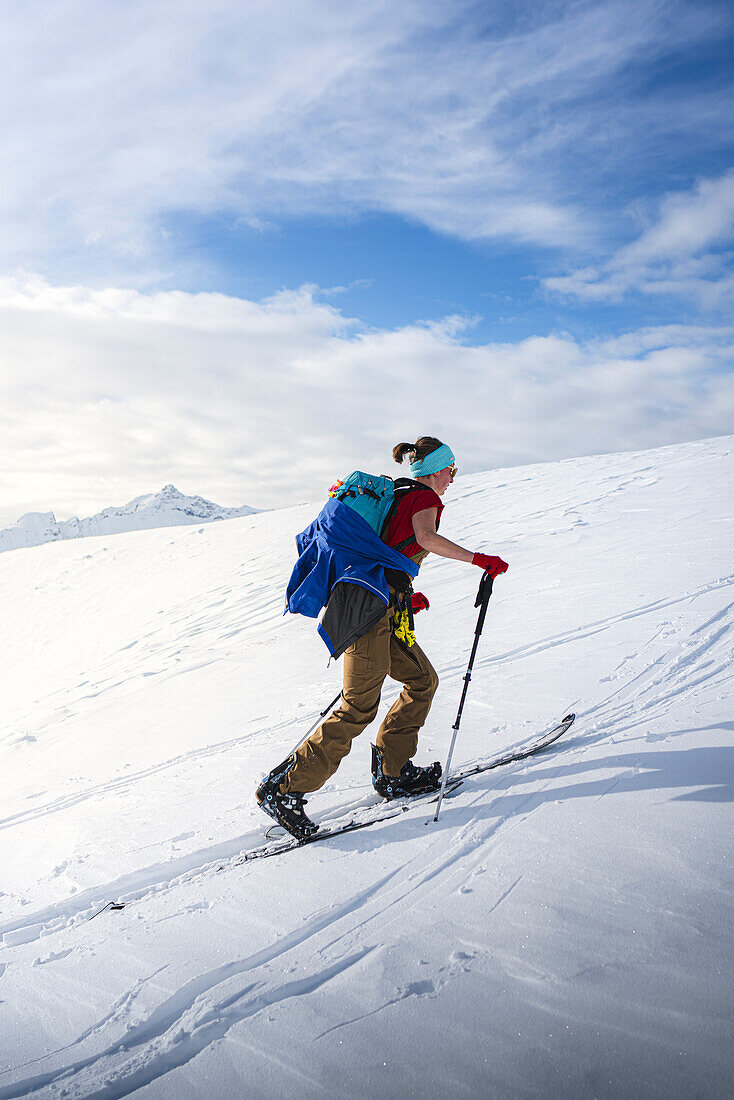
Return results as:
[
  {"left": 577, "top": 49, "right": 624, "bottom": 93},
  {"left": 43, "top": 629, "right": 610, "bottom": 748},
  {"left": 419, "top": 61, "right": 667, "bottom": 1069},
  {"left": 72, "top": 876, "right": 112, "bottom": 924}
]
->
[
  {"left": 1, "top": 436, "right": 732, "bottom": 1098},
  {"left": 0, "top": 485, "right": 258, "bottom": 553}
]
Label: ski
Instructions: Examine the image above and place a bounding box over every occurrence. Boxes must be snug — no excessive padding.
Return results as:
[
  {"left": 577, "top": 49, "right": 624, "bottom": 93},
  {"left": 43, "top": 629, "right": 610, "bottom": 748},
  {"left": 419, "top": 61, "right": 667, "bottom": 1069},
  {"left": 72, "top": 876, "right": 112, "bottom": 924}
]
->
[
  {"left": 234, "top": 713, "right": 576, "bottom": 865},
  {"left": 86, "top": 714, "right": 576, "bottom": 917},
  {"left": 449, "top": 711, "right": 575, "bottom": 784},
  {"left": 228, "top": 778, "right": 465, "bottom": 866},
  {"left": 86, "top": 782, "right": 464, "bottom": 920}
]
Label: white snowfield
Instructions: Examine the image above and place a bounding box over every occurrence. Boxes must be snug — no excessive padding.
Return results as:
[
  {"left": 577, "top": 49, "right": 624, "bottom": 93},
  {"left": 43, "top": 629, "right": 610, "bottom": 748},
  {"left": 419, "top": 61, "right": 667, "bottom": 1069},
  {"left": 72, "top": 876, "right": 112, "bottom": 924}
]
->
[
  {"left": 0, "top": 485, "right": 258, "bottom": 553},
  {"left": 1, "top": 437, "right": 732, "bottom": 1099}
]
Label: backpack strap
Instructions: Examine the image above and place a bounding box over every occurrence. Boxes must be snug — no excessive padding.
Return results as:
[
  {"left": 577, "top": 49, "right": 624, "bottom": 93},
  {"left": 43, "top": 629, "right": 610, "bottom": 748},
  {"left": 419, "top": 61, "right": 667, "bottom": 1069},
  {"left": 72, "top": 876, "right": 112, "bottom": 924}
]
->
[
  {"left": 393, "top": 534, "right": 418, "bottom": 553},
  {"left": 338, "top": 485, "right": 382, "bottom": 502},
  {"left": 380, "top": 478, "right": 437, "bottom": 551}
]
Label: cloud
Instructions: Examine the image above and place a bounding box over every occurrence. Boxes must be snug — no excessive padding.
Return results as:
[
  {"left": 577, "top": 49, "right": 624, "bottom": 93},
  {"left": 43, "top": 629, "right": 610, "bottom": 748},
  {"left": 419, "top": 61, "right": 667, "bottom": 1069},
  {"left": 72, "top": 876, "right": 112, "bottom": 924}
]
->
[
  {"left": 545, "top": 171, "right": 734, "bottom": 308},
  {"left": 1, "top": 0, "right": 731, "bottom": 279},
  {"left": 1, "top": 275, "right": 732, "bottom": 526},
  {"left": 620, "top": 172, "right": 734, "bottom": 263}
]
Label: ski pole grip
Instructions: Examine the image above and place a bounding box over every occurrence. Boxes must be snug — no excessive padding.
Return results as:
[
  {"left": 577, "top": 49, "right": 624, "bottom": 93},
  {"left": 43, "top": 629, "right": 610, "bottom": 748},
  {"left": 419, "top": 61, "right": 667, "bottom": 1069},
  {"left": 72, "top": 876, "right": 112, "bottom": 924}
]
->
[
  {"left": 473, "top": 571, "right": 494, "bottom": 635},
  {"left": 475, "top": 571, "right": 494, "bottom": 608}
]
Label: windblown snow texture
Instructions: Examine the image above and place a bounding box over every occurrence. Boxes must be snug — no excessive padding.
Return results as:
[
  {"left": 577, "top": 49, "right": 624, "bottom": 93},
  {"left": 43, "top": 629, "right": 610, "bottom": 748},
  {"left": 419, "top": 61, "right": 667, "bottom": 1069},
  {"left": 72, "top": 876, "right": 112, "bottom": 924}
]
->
[{"left": 0, "top": 437, "right": 732, "bottom": 1099}]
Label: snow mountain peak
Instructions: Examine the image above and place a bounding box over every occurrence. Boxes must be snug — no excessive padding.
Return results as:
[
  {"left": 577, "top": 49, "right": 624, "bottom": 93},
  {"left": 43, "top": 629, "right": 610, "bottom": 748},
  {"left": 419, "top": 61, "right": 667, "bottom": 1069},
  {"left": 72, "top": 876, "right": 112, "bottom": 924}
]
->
[{"left": 0, "top": 486, "right": 259, "bottom": 552}]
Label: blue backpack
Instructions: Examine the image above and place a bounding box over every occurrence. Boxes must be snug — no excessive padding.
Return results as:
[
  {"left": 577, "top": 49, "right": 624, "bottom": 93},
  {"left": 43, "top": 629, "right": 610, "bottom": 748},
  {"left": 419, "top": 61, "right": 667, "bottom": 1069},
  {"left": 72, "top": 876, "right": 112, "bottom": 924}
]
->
[{"left": 329, "top": 471, "right": 396, "bottom": 536}]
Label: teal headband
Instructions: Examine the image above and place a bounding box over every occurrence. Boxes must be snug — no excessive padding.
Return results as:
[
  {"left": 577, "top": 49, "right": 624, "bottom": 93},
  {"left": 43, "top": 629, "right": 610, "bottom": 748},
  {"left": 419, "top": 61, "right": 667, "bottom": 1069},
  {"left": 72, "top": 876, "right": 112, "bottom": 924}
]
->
[{"left": 410, "top": 443, "right": 455, "bottom": 477}]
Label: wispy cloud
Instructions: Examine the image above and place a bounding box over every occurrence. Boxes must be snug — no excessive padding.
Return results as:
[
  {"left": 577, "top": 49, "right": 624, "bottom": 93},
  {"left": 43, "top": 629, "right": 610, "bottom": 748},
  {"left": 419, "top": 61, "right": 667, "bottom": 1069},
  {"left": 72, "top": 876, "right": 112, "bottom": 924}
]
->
[
  {"left": 545, "top": 170, "right": 734, "bottom": 308},
  {"left": 1, "top": 276, "right": 732, "bottom": 524},
  {"left": 2, "top": 3, "right": 732, "bottom": 524},
  {"left": 1, "top": 0, "right": 730, "bottom": 279}
]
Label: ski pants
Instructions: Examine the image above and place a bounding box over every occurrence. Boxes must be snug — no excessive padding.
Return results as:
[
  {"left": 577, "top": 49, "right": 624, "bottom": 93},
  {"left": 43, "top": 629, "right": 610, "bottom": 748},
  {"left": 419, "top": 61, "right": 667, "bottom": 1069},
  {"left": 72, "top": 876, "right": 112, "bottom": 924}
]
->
[{"left": 283, "top": 600, "right": 439, "bottom": 794}]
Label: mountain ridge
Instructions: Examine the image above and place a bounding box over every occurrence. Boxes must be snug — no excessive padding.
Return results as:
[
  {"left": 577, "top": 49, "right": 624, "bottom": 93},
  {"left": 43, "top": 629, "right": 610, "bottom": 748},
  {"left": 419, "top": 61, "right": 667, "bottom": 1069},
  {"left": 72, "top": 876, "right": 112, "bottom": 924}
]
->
[{"left": 0, "top": 484, "right": 259, "bottom": 552}]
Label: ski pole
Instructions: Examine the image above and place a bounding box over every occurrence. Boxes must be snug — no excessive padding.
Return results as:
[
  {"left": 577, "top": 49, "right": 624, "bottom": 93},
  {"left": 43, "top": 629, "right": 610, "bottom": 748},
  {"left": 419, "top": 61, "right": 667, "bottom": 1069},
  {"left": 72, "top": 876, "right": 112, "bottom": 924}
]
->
[
  {"left": 434, "top": 571, "right": 494, "bottom": 823},
  {"left": 287, "top": 690, "right": 342, "bottom": 756}
]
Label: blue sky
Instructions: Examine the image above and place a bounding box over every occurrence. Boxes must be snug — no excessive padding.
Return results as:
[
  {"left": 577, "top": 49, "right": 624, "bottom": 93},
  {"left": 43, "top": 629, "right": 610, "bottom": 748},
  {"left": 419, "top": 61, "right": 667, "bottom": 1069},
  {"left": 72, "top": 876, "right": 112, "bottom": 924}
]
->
[
  {"left": 0, "top": 0, "right": 733, "bottom": 523},
  {"left": 160, "top": 209, "right": 720, "bottom": 344}
]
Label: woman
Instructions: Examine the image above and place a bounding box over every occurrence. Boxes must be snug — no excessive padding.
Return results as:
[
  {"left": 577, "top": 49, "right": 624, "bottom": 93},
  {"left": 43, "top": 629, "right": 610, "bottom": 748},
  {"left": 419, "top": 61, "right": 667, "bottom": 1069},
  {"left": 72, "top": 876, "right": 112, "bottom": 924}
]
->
[{"left": 256, "top": 436, "right": 508, "bottom": 839}]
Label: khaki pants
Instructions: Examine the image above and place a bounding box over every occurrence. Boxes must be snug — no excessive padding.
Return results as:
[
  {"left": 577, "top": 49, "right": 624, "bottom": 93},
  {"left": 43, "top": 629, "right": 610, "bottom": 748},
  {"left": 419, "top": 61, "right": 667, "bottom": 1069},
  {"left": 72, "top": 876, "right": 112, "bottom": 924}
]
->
[{"left": 284, "top": 602, "right": 439, "bottom": 794}]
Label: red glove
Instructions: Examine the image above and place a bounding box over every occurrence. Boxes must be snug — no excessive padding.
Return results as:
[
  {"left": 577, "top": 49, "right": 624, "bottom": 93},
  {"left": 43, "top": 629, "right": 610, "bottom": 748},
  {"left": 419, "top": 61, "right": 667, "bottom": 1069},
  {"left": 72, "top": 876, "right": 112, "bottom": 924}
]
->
[
  {"left": 472, "top": 553, "right": 508, "bottom": 578},
  {"left": 411, "top": 592, "right": 430, "bottom": 614}
]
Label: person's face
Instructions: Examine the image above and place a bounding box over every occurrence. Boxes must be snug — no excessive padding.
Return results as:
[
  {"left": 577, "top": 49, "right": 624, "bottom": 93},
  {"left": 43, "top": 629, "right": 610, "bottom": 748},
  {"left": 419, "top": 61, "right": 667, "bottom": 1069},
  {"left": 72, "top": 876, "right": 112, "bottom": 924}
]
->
[{"left": 430, "top": 464, "right": 457, "bottom": 496}]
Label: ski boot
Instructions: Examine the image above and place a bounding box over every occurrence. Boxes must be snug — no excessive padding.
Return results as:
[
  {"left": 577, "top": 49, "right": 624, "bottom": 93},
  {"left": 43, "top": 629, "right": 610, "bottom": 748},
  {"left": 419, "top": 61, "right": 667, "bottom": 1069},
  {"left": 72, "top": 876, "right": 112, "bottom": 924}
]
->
[
  {"left": 371, "top": 744, "right": 442, "bottom": 800},
  {"left": 255, "top": 754, "right": 318, "bottom": 842}
]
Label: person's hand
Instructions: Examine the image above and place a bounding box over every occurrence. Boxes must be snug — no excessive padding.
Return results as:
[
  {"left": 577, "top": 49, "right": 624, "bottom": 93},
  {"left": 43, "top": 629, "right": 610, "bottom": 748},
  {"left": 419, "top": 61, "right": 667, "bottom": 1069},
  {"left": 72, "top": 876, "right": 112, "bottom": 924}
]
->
[
  {"left": 472, "top": 553, "right": 508, "bottom": 578},
  {"left": 411, "top": 592, "right": 430, "bottom": 614}
]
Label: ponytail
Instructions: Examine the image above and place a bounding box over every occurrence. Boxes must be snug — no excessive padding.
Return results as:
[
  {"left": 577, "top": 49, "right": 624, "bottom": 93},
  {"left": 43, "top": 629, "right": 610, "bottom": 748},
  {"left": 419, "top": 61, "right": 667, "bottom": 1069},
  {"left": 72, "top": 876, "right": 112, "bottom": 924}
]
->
[
  {"left": 392, "top": 442, "right": 416, "bottom": 464},
  {"left": 393, "top": 436, "right": 444, "bottom": 466}
]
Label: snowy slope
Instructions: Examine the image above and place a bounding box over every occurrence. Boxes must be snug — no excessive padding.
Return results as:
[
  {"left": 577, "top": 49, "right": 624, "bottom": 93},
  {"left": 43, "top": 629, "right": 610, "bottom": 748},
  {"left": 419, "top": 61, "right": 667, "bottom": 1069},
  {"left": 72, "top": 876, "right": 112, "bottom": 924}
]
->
[
  {"left": 0, "top": 485, "right": 258, "bottom": 553},
  {"left": 0, "top": 437, "right": 732, "bottom": 1099}
]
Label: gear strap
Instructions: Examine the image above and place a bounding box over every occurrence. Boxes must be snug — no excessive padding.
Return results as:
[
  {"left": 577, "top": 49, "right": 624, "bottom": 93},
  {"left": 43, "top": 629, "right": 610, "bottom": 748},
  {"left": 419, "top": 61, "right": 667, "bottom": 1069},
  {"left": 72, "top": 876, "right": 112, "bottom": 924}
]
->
[{"left": 391, "top": 586, "right": 416, "bottom": 647}]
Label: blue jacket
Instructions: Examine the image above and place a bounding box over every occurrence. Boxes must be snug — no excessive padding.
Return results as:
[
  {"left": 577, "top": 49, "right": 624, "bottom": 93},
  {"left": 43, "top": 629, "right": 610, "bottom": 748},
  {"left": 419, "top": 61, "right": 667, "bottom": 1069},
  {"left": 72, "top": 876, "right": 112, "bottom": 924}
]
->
[{"left": 286, "top": 497, "right": 419, "bottom": 659}]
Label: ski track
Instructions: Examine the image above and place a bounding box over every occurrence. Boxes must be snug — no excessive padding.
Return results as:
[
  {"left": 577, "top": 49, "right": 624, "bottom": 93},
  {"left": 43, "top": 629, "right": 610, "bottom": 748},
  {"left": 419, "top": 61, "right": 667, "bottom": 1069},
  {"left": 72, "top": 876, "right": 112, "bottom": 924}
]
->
[
  {"left": 584, "top": 597, "right": 733, "bottom": 739},
  {"left": 0, "top": 732, "right": 573, "bottom": 947},
  {"left": 0, "top": 709, "right": 309, "bottom": 833},
  {"left": 310, "top": 950, "right": 475, "bottom": 1045},
  {"left": 1, "top": 875, "right": 411, "bottom": 1096},
  {"left": 8, "top": 965, "right": 172, "bottom": 1078},
  {"left": 310, "top": 754, "right": 583, "bottom": 965},
  {"left": 7, "top": 852, "right": 461, "bottom": 1097},
  {"left": 2, "top": 443, "right": 732, "bottom": 1097},
  {"left": 441, "top": 574, "right": 734, "bottom": 683},
  {"left": 5, "top": 575, "right": 728, "bottom": 838},
  {"left": 4, "top": 833, "right": 505, "bottom": 1099},
  {"left": 0, "top": 951, "right": 374, "bottom": 1099},
  {"left": 2, "top": 573, "right": 728, "bottom": 948}
]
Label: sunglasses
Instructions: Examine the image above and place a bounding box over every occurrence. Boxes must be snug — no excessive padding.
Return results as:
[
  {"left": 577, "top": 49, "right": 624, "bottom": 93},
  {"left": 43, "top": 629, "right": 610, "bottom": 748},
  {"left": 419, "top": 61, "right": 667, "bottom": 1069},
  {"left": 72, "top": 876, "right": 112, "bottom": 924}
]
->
[{"left": 446, "top": 465, "right": 458, "bottom": 479}]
